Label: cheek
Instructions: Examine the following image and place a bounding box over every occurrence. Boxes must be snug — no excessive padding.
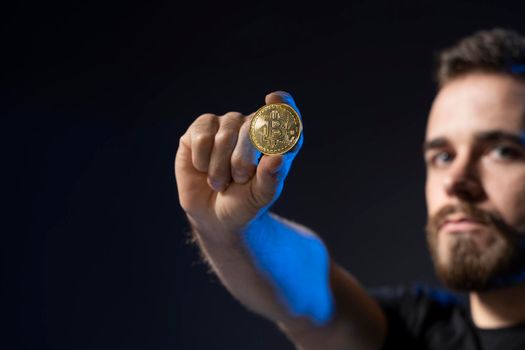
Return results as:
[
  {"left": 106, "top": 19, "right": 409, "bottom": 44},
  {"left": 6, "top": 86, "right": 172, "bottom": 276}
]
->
[
  {"left": 484, "top": 166, "right": 525, "bottom": 227},
  {"left": 425, "top": 173, "right": 445, "bottom": 216}
]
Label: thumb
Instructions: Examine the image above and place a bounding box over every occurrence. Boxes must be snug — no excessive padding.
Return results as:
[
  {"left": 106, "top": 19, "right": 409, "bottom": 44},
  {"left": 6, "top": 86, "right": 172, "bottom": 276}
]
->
[
  {"left": 250, "top": 154, "right": 288, "bottom": 208},
  {"left": 265, "top": 90, "right": 301, "bottom": 115},
  {"left": 249, "top": 91, "right": 304, "bottom": 208}
]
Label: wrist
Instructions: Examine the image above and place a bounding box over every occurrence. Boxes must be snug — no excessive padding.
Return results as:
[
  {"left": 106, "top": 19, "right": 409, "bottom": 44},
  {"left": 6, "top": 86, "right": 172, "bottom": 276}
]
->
[{"left": 185, "top": 210, "right": 272, "bottom": 248}]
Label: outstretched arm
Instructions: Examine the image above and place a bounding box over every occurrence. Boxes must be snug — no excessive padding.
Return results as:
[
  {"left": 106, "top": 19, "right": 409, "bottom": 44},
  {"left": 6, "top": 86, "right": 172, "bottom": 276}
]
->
[
  {"left": 189, "top": 210, "right": 388, "bottom": 350},
  {"left": 176, "top": 91, "right": 387, "bottom": 349}
]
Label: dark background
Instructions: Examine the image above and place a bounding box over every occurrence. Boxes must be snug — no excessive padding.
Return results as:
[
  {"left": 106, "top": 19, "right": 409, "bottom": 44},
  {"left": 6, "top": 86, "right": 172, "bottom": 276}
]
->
[{"left": 3, "top": 1, "right": 525, "bottom": 349}]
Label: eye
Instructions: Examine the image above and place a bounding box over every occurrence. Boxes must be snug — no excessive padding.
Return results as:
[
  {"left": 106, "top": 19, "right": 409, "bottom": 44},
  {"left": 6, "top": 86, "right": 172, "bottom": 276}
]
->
[
  {"left": 428, "top": 151, "right": 454, "bottom": 166},
  {"left": 490, "top": 144, "right": 522, "bottom": 160}
]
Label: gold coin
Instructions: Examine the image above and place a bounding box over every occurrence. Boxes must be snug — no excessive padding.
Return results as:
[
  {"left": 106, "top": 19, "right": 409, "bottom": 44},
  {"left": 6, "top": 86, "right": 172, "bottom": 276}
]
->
[{"left": 249, "top": 103, "right": 303, "bottom": 155}]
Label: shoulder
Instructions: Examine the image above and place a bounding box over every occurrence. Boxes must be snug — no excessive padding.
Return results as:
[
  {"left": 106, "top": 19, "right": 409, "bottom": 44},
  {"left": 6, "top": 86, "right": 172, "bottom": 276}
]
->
[
  {"left": 368, "top": 282, "right": 464, "bottom": 311},
  {"left": 367, "top": 283, "right": 473, "bottom": 349}
]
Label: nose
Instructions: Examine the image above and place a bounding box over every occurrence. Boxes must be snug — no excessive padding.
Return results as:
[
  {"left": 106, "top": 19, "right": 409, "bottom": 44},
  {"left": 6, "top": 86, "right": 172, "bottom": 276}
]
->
[{"left": 443, "top": 156, "right": 486, "bottom": 202}]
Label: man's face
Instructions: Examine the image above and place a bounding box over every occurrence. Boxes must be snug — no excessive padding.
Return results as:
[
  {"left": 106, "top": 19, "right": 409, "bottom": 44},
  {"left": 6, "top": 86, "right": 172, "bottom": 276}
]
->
[{"left": 425, "top": 72, "right": 525, "bottom": 292}]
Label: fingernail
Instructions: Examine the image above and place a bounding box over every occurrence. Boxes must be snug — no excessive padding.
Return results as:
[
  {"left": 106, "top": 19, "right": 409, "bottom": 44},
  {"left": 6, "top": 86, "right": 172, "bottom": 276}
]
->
[{"left": 209, "top": 179, "right": 224, "bottom": 192}]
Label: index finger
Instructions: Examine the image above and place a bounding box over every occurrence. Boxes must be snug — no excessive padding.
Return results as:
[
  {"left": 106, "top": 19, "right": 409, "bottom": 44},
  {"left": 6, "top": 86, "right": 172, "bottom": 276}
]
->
[{"left": 230, "top": 113, "right": 262, "bottom": 184}]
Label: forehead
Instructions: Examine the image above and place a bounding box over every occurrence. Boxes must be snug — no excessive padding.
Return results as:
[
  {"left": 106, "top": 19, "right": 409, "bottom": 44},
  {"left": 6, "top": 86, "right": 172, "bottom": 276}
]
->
[{"left": 426, "top": 73, "right": 525, "bottom": 141}]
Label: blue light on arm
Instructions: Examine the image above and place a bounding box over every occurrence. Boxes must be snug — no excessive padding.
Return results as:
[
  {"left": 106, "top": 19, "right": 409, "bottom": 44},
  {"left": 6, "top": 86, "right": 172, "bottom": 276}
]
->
[{"left": 242, "top": 214, "right": 335, "bottom": 326}]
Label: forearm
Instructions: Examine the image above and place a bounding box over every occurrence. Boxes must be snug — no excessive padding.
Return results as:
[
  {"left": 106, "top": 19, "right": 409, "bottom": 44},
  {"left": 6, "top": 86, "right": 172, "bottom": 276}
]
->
[
  {"left": 189, "top": 211, "right": 387, "bottom": 350},
  {"left": 188, "top": 210, "right": 322, "bottom": 324}
]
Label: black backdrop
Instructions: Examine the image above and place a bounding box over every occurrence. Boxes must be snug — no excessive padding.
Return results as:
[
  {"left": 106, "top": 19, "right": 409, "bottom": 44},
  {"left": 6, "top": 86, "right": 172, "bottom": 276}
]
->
[{"left": 3, "top": 1, "right": 525, "bottom": 349}]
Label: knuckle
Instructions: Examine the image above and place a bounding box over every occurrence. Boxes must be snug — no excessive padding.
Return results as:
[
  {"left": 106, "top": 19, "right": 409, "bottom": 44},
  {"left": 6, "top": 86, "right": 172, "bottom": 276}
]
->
[
  {"left": 178, "top": 131, "right": 191, "bottom": 149},
  {"left": 230, "top": 154, "right": 243, "bottom": 168},
  {"left": 231, "top": 155, "right": 254, "bottom": 171},
  {"left": 214, "top": 129, "right": 237, "bottom": 146},
  {"left": 191, "top": 114, "right": 218, "bottom": 131},
  {"left": 220, "top": 112, "right": 244, "bottom": 126},
  {"left": 193, "top": 132, "right": 214, "bottom": 147},
  {"left": 223, "top": 111, "right": 243, "bottom": 119},
  {"left": 195, "top": 113, "right": 216, "bottom": 123}
]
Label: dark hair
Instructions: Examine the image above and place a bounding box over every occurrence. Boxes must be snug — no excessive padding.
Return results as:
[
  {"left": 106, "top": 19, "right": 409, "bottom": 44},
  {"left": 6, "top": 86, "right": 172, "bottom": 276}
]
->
[{"left": 436, "top": 28, "right": 525, "bottom": 87}]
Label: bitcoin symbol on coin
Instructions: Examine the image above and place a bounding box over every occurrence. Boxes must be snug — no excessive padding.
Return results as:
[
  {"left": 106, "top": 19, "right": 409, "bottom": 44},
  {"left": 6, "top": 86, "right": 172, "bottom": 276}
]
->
[{"left": 249, "top": 103, "right": 302, "bottom": 155}]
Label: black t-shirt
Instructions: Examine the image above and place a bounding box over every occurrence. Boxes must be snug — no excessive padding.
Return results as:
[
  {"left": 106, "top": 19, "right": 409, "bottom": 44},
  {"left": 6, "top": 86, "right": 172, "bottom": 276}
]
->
[{"left": 367, "top": 283, "right": 525, "bottom": 350}]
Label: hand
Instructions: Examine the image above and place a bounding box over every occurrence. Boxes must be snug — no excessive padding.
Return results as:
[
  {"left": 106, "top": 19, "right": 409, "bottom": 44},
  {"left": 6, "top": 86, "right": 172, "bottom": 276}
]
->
[
  {"left": 175, "top": 93, "right": 334, "bottom": 326},
  {"left": 175, "top": 91, "right": 304, "bottom": 237}
]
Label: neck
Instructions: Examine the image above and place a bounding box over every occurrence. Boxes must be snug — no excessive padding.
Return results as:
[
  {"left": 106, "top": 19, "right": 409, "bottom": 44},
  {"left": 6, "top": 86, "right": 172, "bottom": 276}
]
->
[{"left": 469, "top": 281, "right": 525, "bottom": 328}]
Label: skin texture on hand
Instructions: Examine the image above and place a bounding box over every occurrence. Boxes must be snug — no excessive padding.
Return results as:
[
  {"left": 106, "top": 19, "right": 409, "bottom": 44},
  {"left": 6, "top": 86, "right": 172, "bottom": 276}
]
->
[
  {"left": 176, "top": 91, "right": 334, "bottom": 325},
  {"left": 175, "top": 91, "right": 304, "bottom": 236},
  {"left": 177, "top": 92, "right": 388, "bottom": 349}
]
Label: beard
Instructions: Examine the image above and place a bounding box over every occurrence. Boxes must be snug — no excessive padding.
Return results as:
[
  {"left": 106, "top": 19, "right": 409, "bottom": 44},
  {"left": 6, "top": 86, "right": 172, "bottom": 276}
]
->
[{"left": 425, "top": 202, "right": 525, "bottom": 292}]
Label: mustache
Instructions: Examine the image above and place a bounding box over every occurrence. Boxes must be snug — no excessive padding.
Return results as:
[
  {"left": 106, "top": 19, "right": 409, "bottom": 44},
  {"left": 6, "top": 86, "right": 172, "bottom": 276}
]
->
[{"left": 427, "top": 202, "right": 502, "bottom": 233}]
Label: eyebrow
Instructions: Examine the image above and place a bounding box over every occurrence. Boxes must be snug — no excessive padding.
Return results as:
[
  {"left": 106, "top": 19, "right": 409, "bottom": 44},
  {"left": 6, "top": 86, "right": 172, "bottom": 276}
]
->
[
  {"left": 476, "top": 130, "right": 525, "bottom": 144},
  {"left": 422, "top": 130, "right": 525, "bottom": 154}
]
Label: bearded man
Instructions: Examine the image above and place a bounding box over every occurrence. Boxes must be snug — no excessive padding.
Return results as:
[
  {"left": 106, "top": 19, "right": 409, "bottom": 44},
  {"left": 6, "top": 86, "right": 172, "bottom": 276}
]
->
[{"left": 175, "top": 28, "right": 525, "bottom": 349}]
